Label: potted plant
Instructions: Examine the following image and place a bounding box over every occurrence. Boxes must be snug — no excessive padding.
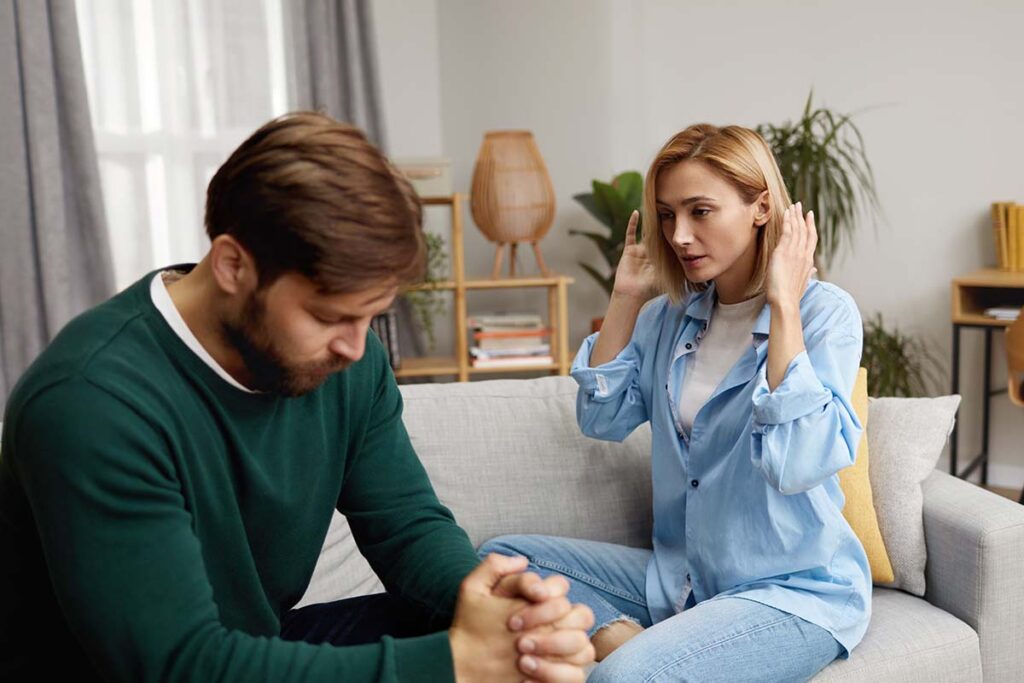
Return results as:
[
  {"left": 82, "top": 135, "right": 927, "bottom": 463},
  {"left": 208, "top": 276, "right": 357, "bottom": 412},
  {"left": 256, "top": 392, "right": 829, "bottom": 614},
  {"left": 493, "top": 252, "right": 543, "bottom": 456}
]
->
[
  {"left": 861, "top": 313, "right": 944, "bottom": 397},
  {"left": 570, "top": 171, "right": 644, "bottom": 331},
  {"left": 403, "top": 232, "right": 448, "bottom": 350},
  {"left": 760, "top": 91, "right": 940, "bottom": 396}
]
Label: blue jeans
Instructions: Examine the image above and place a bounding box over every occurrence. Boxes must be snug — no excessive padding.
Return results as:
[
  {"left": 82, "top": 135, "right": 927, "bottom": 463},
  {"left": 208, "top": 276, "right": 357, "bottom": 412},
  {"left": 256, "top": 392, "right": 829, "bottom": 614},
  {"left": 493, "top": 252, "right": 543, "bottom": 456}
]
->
[{"left": 479, "top": 534, "right": 842, "bottom": 683}]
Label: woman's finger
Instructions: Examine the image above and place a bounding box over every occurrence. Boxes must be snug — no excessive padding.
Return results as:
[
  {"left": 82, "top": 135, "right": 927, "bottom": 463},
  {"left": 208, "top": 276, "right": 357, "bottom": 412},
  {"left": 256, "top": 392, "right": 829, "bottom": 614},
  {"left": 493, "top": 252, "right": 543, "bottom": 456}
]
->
[
  {"left": 624, "top": 210, "right": 640, "bottom": 247},
  {"left": 794, "top": 202, "right": 807, "bottom": 254},
  {"left": 806, "top": 210, "right": 818, "bottom": 257}
]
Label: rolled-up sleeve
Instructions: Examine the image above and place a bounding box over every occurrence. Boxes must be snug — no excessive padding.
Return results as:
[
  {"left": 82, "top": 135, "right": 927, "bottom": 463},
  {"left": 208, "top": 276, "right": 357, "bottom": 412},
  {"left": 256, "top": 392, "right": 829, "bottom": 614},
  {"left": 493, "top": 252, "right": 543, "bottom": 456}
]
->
[
  {"left": 571, "top": 300, "right": 663, "bottom": 442},
  {"left": 750, "top": 309, "right": 863, "bottom": 495}
]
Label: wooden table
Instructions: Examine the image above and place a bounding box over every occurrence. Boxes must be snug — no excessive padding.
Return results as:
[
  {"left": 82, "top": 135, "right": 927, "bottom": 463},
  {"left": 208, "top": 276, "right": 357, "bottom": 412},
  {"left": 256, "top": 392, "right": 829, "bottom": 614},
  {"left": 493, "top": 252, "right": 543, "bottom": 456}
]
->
[{"left": 950, "top": 268, "right": 1024, "bottom": 483}]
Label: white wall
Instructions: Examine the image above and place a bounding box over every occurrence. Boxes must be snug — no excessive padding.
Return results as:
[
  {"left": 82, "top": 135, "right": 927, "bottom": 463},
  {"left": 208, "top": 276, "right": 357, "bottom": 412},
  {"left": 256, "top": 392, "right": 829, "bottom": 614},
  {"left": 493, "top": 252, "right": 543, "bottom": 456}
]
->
[{"left": 375, "top": 0, "right": 1024, "bottom": 486}]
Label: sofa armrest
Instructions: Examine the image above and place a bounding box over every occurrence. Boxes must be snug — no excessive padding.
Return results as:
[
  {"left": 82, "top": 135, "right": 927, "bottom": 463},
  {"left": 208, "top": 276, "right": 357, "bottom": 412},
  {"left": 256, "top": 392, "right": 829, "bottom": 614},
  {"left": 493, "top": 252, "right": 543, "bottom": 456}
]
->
[{"left": 922, "top": 469, "right": 1024, "bottom": 682}]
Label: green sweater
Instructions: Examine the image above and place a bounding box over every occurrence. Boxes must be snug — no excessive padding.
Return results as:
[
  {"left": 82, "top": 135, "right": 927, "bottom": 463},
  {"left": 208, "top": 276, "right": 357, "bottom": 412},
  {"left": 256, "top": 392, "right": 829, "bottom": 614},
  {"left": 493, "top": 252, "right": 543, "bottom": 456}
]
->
[{"left": 0, "top": 271, "right": 481, "bottom": 681}]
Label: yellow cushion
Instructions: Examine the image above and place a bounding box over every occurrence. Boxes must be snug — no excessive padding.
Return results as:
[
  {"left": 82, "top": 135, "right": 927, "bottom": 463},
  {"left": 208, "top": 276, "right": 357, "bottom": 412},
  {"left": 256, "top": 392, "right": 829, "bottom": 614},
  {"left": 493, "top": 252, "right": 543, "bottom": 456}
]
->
[{"left": 838, "top": 368, "right": 895, "bottom": 584}]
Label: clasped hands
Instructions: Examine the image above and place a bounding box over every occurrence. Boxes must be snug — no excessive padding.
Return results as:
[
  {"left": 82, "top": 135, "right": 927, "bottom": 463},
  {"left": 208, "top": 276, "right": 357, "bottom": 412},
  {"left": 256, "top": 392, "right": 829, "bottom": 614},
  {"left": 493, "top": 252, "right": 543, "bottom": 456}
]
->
[{"left": 449, "top": 554, "right": 596, "bottom": 683}]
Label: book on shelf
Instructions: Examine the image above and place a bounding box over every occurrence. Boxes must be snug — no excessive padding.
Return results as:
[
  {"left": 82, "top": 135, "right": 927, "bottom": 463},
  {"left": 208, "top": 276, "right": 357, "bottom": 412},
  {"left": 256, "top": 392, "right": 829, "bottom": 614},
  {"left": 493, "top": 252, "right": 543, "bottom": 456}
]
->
[
  {"left": 371, "top": 309, "right": 401, "bottom": 370},
  {"left": 991, "top": 201, "right": 1024, "bottom": 272},
  {"left": 470, "top": 355, "right": 554, "bottom": 369},
  {"left": 984, "top": 306, "right": 1023, "bottom": 321},
  {"left": 468, "top": 312, "right": 551, "bottom": 368},
  {"left": 474, "top": 327, "right": 551, "bottom": 351},
  {"left": 470, "top": 344, "right": 551, "bottom": 359}
]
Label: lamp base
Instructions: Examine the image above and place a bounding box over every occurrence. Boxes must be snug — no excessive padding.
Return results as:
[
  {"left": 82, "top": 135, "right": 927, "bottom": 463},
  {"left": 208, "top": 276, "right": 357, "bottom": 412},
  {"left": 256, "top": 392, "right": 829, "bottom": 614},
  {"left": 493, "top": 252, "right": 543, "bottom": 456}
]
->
[{"left": 490, "top": 241, "right": 552, "bottom": 279}]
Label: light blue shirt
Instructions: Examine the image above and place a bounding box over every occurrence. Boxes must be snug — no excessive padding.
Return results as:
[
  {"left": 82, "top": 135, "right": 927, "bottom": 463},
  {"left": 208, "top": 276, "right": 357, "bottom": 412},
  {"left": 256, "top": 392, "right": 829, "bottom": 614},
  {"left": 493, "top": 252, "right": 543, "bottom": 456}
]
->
[{"left": 571, "top": 280, "right": 871, "bottom": 656}]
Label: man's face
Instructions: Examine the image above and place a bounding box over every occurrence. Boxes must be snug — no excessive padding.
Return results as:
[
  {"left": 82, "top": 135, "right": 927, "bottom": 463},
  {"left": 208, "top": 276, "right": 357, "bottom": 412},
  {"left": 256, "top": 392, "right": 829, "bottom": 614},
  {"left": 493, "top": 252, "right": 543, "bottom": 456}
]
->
[{"left": 222, "top": 273, "right": 398, "bottom": 397}]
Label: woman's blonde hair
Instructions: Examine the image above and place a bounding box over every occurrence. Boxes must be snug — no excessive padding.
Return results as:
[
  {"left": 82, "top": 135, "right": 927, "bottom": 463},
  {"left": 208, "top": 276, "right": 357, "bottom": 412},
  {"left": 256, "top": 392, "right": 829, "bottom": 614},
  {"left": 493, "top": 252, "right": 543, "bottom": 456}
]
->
[{"left": 642, "top": 123, "right": 791, "bottom": 305}]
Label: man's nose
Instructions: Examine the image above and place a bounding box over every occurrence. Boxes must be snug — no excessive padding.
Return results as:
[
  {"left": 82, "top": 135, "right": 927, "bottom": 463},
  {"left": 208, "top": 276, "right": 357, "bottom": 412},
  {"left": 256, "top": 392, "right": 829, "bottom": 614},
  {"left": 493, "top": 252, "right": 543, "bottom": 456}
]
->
[{"left": 328, "top": 327, "right": 366, "bottom": 363}]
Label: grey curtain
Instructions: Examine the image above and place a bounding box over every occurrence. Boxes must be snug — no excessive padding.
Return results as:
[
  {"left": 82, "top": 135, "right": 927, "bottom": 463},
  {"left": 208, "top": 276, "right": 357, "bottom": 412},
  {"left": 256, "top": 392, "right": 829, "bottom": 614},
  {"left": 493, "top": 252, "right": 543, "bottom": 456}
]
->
[
  {"left": 286, "top": 0, "right": 429, "bottom": 360},
  {"left": 286, "top": 0, "right": 387, "bottom": 148},
  {"left": 0, "top": 0, "right": 114, "bottom": 413}
]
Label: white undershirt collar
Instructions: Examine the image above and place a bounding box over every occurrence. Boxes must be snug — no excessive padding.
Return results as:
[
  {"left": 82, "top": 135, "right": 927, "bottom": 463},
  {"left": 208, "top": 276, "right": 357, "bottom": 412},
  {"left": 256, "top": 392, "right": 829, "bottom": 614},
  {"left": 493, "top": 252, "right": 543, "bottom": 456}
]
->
[{"left": 150, "top": 272, "right": 256, "bottom": 393}]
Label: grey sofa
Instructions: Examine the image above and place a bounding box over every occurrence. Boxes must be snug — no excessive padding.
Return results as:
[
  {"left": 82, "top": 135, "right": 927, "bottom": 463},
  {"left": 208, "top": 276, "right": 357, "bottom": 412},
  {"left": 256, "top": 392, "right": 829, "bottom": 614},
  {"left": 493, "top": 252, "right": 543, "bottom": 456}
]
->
[{"left": 301, "top": 376, "right": 1024, "bottom": 682}]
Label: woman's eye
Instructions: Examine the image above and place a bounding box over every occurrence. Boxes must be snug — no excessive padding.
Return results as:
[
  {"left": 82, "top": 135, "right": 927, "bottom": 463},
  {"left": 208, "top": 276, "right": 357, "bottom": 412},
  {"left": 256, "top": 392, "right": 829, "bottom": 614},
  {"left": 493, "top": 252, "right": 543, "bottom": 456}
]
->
[
  {"left": 658, "top": 212, "right": 673, "bottom": 221},
  {"left": 692, "top": 208, "right": 710, "bottom": 217}
]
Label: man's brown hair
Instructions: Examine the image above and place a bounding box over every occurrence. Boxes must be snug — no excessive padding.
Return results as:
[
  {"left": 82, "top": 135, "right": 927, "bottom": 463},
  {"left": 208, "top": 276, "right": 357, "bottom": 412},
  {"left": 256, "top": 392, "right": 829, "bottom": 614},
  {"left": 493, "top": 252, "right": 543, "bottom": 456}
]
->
[{"left": 205, "top": 111, "right": 425, "bottom": 292}]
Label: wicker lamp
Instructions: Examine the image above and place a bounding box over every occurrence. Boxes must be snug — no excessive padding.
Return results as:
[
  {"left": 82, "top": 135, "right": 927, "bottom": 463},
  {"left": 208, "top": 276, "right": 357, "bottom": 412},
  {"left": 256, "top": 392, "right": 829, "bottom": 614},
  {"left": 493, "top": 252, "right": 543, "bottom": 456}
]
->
[{"left": 470, "top": 131, "right": 555, "bottom": 278}]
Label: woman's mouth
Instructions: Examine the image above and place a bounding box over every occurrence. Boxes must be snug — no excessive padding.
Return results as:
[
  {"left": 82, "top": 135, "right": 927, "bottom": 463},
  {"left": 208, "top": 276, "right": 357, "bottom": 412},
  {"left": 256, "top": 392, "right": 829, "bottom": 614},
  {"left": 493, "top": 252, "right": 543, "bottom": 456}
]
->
[{"left": 680, "top": 255, "right": 707, "bottom": 268}]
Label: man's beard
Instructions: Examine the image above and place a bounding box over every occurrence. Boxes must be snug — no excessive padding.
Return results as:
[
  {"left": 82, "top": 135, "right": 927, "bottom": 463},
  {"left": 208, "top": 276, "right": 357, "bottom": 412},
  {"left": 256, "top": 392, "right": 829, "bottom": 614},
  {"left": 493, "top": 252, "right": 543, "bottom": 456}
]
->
[{"left": 222, "top": 293, "right": 349, "bottom": 397}]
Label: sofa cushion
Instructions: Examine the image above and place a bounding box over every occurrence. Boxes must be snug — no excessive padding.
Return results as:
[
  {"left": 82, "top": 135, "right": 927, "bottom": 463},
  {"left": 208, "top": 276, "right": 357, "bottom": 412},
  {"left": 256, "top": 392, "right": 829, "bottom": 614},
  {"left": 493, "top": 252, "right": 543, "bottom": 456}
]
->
[
  {"left": 813, "top": 588, "right": 981, "bottom": 681},
  {"left": 839, "top": 368, "right": 895, "bottom": 584},
  {"left": 297, "top": 375, "right": 652, "bottom": 606},
  {"left": 399, "top": 376, "right": 653, "bottom": 549},
  {"left": 867, "top": 395, "right": 961, "bottom": 596}
]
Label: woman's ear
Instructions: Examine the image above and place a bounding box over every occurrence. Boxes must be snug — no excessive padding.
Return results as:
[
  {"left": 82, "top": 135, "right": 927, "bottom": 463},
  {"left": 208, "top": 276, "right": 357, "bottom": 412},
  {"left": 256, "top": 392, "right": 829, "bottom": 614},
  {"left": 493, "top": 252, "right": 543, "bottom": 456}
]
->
[{"left": 753, "top": 190, "right": 771, "bottom": 228}]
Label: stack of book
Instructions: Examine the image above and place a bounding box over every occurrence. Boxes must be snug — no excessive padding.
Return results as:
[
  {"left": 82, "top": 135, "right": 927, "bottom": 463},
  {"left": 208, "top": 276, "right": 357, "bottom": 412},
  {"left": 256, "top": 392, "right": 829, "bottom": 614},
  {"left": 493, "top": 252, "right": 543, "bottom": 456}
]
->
[
  {"left": 984, "top": 306, "right": 1024, "bottom": 322},
  {"left": 370, "top": 309, "right": 401, "bottom": 370},
  {"left": 992, "top": 202, "right": 1024, "bottom": 272},
  {"left": 468, "top": 314, "right": 552, "bottom": 369}
]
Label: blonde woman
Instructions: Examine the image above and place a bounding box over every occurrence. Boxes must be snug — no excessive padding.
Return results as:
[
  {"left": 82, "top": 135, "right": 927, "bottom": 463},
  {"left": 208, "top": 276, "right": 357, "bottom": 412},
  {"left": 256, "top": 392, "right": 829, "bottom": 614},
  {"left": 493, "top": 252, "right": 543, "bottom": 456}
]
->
[{"left": 480, "top": 124, "right": 870, "bottom": 682}]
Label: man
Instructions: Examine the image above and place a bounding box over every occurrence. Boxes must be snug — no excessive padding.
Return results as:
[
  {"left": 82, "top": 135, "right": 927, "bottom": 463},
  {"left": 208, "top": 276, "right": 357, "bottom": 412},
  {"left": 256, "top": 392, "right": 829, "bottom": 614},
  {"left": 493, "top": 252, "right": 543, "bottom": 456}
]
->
[{"left": 0, "top": 112, "right": 594, "bottom": 681}]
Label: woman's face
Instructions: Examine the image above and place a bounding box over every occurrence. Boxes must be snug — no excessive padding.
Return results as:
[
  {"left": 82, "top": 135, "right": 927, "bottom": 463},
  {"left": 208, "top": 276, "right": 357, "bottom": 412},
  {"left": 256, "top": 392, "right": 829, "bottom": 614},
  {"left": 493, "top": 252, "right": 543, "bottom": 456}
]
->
[{"left": 655, "top": 159, "right": 766, "bottom": 296}]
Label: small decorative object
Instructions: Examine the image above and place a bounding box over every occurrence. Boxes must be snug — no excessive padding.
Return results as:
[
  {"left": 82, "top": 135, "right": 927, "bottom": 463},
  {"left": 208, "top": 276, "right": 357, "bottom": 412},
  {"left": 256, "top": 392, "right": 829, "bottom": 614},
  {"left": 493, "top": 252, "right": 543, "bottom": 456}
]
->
[
  {"left": 393, "top": 157, "right": 452, "bottom": 197},
  {"left": 470, "top": 131, "right": 556, "bottom": 278}
]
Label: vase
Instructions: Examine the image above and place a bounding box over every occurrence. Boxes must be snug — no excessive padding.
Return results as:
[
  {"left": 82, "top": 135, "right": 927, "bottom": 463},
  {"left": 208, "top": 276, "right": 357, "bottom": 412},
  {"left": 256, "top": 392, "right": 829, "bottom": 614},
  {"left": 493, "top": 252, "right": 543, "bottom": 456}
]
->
[{"left": 470, "top": 130, "right": 555, "bottom": 278}]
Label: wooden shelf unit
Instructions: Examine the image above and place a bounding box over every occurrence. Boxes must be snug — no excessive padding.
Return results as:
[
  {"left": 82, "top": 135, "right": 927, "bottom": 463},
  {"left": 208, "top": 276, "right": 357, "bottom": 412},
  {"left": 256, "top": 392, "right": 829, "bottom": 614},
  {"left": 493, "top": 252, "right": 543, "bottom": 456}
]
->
[
  {"left": 951, "top": 268, "right": 1024, "bottom": 327},
  {"left": 394, "top": 193, "right": 574, "bottom": 382}
]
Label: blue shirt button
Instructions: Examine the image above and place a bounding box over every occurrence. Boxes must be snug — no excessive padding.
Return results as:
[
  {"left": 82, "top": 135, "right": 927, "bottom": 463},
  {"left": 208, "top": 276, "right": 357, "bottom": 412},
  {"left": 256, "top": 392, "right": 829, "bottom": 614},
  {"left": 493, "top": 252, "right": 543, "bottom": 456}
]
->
[
  {"left": 691, "top": 479, "right": 699, "bottom": 488},
  {"left": 685, "top": 343, "right": 693, "bottom": 350}
]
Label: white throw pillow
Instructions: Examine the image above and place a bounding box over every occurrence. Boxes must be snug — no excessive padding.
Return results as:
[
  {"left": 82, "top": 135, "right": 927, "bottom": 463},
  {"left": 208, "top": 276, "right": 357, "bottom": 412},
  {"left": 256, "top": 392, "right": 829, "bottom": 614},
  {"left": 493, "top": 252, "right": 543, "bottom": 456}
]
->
[{"left": 866, "top": 395, "right": 961, "bottom": 596}]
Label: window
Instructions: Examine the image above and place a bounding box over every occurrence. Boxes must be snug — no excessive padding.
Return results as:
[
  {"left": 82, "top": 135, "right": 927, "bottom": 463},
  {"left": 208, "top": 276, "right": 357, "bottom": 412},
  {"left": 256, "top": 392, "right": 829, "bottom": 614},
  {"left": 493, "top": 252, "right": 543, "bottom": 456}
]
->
[{"left": 76, "top": 0, "right": 292, "bottom": 288}]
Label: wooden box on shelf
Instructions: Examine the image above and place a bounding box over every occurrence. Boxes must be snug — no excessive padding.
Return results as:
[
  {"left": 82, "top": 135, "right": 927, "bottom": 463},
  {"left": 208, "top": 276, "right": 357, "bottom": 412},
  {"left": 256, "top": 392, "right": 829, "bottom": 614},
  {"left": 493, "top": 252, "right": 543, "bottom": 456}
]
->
[{"left": 394, "top": 193, "right": 573, "bottom": 382}]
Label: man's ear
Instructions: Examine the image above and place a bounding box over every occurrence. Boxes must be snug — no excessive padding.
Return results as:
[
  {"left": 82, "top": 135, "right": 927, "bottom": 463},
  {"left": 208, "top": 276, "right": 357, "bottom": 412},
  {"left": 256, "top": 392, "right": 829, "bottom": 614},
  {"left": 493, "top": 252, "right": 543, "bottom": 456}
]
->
[
  {"left": 209, "top": 235, "right": 258, "bottom": 296},
  {"left": 753, "top": 190, "right": 771, "bottom": 228}
]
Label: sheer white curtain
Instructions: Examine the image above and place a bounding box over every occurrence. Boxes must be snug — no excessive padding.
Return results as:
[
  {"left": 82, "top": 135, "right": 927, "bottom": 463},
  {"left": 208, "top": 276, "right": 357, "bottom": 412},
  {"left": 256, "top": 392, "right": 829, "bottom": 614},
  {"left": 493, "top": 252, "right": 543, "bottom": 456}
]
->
[{"left": 76, "top": 0, "right": 293, "bottom": 289}]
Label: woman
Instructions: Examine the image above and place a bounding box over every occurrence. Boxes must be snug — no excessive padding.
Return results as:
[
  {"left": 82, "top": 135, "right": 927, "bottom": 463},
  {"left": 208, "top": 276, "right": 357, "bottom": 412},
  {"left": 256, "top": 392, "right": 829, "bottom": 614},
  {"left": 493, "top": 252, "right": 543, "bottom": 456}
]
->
[{"left": 480, "top": 124, "right": 870, "bottom": 682}]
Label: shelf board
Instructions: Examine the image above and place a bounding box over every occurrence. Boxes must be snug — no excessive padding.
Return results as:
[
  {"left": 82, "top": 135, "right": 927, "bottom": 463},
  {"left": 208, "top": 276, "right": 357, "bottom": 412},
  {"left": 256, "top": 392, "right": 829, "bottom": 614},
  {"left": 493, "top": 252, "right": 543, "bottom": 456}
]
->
[
  {"left": 393, "top": 356, "right": 460, "bottom": 377},
  {"left": 465, "top": 276, "right": 574, "bottom": 289},
  {"left": 953, "top": 269, "right": 1024, "bottom": 287},
  {"left": 952, "top": 313, "right": 1016, "bottom": 327},
  {"left": 403, "top": 281, "right": 457, "bottom": 292},
  {"left": 403, "top": 276, "right": 574, "bottom": 293}
]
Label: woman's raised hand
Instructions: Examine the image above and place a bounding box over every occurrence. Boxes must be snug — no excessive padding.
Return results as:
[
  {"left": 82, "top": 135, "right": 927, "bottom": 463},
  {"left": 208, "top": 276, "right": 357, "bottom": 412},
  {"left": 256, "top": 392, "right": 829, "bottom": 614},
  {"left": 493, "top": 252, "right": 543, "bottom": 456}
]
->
[
  {"left": 611, "top": 210, "right": 658, "bottom": 302},
  {"left": 766, "top": 202, "right": 818, "bottom": 309}
]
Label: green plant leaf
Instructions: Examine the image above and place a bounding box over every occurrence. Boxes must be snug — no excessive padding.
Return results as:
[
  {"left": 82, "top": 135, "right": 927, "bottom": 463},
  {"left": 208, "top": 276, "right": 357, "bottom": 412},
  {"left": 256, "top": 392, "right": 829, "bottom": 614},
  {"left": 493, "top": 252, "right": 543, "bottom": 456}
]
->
[
  {"left": 613, "top": 171, "right": 644, "bottom": 209},
  {"left": 568, "top": 229, "right": 615, "bottom": 261},
  {"left": 593, "top": 180, "right": 630, "bottom": 232},
  {"left": 573, "top": 192, "right": 614, "bottom": 229}
]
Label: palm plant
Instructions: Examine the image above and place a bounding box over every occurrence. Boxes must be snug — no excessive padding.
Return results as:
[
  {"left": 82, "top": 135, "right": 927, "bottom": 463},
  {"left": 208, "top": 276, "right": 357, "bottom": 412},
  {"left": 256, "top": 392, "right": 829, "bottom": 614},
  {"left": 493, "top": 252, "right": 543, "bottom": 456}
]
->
[
  {"left": 761, "top": 92, "right": 939, "bottom": 396},
  {"left": 756, "top": 91, "right": 881, "bottom": 277}
]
